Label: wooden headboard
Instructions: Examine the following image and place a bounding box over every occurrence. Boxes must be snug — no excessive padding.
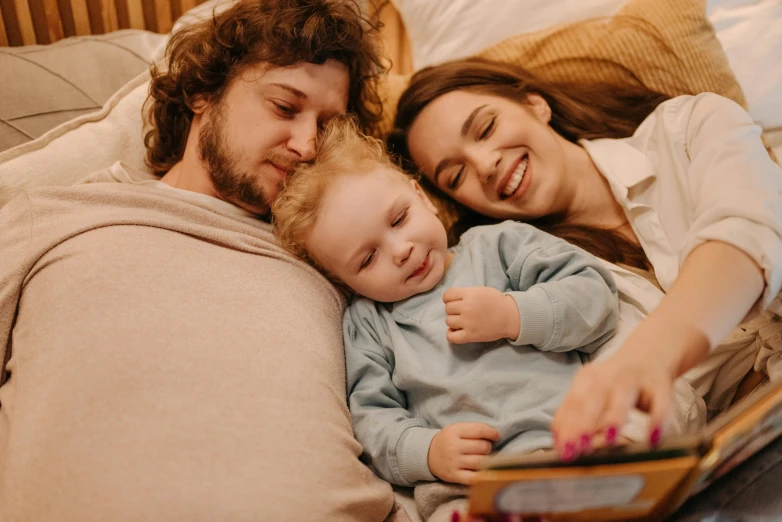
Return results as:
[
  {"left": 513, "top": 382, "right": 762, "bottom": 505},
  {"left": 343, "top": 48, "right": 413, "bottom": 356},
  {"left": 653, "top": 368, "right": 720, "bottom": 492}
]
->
[{"left": 0, "top": 0, "right": 411, "bottom": 73}]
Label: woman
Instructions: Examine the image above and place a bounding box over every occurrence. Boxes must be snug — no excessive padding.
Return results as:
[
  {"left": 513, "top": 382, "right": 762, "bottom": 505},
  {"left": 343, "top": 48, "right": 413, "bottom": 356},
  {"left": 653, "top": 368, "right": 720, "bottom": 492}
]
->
[{"left": 387, "top": 57, "right": 782, "bottom": 461}]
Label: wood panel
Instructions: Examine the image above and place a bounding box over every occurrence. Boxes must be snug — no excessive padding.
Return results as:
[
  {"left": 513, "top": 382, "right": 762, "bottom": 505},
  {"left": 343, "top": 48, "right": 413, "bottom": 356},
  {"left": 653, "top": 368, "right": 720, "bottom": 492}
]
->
[
  {"left": 0, "top": 5, "right": 8, "bottom": 45},
  {"left": 0, "top": 0, "right": 413, "bottom": 80},
  {"left": 11, "top": 0, "right": 36, "bottom": 44}
]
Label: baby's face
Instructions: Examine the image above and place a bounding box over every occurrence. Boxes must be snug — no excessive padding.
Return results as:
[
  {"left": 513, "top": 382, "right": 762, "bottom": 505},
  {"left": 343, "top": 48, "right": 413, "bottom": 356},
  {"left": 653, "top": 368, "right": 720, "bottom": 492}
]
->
[{"left": 305, "top": 168, "right": 450, "bottom": 302}]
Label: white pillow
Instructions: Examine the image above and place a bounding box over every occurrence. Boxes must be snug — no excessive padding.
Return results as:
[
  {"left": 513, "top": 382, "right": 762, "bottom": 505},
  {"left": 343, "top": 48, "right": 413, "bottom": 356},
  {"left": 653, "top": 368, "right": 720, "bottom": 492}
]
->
[
  {"left": 390, "top": 0, "right": 625, "bottom": 70},
  {"left": 707, "top": 0, "right": 782, "bottom": 130},
  {"left": 0, "top": 0, "right": 238, "bottom": 208},
  {"left": 391, "top": 0, "right": 782, "bottom": 130},
  {"left": 0, "top": 72, "right": 151, "bottom": 207}
]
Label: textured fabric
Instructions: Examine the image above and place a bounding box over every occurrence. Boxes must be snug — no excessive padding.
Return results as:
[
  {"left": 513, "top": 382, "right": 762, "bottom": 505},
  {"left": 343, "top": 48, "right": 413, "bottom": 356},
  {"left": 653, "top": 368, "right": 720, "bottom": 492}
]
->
[
  {"left": 378, "top": 0, "right": 746, "bottom": 137},
  {"left": 0, "top": 163, "right": 398, "bottom": 522},
  {"left": 413, "top": 482, "right": 468, "bottom": 522},
  {"left": 0, "top": 30, "right": 165, "bottom": 152},
  {"left": 345, "top": 221, "right": 618, "bottom": 486}
]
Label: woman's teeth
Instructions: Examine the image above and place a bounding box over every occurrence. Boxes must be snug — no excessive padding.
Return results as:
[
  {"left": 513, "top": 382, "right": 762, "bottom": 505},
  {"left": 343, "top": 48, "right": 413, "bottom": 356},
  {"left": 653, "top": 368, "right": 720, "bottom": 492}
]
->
[{"left": 502, "top": 156, "right": 529, "bottom": 197}]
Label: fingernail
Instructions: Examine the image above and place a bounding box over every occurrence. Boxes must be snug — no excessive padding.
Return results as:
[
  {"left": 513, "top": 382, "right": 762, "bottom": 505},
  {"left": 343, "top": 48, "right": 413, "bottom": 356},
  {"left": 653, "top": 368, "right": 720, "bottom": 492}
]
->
[
  {"left": 606, "top": 425, "right": 618, "bottom": 446},
  {"left": 580, "top": 433, "right": 591, "bottom": 453},
  {"left": 451, "top": 510, "right": 461, "bottom": 522},
  {"left": 650, "top": 425, "right": 662, "bottom": 446},
  {"left": 561, "top": 441, "right": 575, "bottom": 462}
]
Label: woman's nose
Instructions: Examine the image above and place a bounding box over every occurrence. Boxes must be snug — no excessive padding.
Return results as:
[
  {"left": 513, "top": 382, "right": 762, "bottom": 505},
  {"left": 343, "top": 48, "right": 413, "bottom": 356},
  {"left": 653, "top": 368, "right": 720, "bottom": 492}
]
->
[{"left": 470, "top": 148, "right": 501, "bottom": 184}]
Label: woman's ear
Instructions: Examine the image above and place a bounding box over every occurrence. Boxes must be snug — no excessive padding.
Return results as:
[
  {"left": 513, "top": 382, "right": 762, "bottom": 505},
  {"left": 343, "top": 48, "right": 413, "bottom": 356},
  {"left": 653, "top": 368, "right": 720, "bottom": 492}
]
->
[
  {"left": 526, "top": 93, "right": 552, "bottom": 124},
  {"left": 409, "top": 179, "right": 439, "bottom": 215}
]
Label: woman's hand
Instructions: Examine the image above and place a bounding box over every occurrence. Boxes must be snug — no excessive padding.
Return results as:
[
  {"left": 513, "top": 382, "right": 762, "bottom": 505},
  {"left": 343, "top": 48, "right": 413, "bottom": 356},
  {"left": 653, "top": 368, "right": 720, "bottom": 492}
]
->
[
  {"left": 443, "top": 287, "right": 520, "bottom": 344},
  {"left": 550, "top": 310, "right": 708, "bottom": 459},
  {"left": 428, "top": 422, "right": 501, "bottom": 485},
  {"left": 550, "top": 352, "right": 674, "bottom": 459}
]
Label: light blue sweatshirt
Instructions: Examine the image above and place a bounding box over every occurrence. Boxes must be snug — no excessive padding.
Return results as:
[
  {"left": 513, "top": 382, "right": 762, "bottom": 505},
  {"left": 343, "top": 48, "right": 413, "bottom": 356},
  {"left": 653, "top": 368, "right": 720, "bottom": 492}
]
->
[{"left": 343, "top": 221, "right": 618, "bottom": 487}]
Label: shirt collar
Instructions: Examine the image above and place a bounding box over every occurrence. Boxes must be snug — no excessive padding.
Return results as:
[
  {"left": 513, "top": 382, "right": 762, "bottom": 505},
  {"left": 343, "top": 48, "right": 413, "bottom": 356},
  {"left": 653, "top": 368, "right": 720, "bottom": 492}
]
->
[{"left": 579, "top": 138, "right": 657, "bottom": 201}]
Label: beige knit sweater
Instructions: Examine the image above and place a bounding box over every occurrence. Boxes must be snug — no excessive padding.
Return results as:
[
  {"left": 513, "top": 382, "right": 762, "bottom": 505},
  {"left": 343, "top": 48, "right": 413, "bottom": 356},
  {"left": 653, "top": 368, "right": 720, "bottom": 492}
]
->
[{"left": 0, "top": 163, "right": 400, "bottom": 522}]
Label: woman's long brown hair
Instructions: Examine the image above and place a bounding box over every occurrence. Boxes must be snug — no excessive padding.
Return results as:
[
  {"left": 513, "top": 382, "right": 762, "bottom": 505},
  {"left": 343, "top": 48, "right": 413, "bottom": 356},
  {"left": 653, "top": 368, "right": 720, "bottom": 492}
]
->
[{"left": 388, "top": 57, "right": 671, "bottom": 270}]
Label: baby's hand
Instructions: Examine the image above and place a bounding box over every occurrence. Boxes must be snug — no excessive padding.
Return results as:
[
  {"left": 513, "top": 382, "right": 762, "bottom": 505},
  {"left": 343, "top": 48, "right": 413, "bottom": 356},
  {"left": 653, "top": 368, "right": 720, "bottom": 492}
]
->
[
  {"left": 443, "top": 287, "right": 520, "bottom": 344},
  {"left": 428, "top": 422, "right": 501, "bottom": 485}
]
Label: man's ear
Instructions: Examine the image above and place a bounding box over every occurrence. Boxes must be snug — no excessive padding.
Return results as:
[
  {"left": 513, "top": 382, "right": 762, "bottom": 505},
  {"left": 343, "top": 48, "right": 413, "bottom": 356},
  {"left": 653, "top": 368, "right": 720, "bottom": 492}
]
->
[
  {"left": 409, "top": 179, "right": 438, "bottom": 215},
  {"left": 191, "top": 95, "right": 209, "bottom": 115},
  {"left": 526, "top": 93, "right": 552, "bottom": 124}
]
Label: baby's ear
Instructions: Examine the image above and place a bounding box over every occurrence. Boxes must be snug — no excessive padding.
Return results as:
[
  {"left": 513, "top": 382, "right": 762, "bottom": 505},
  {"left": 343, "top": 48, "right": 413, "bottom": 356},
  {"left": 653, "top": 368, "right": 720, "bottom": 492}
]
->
[{"left": 409, "top": 179, "right": 438, "bottom": 215}]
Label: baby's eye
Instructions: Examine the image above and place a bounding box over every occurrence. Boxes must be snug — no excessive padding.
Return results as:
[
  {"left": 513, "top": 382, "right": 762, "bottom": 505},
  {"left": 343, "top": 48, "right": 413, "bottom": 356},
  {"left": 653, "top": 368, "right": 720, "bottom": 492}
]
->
[
  {"left": 392, "top": 209, "right": 408, "bottom": 227},
  {"left": 359, "top": 250, "right": 376, "bottom": 270}
]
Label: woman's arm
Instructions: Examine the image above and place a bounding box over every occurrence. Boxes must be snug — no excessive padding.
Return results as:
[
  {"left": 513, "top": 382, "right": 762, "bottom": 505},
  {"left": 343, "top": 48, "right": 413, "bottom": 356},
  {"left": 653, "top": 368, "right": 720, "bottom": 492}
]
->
[
  {"left": 643, "top": 240, "right": 764, "bottom": 377},
  {"left": 552, "top": 241, "right": 763, "bottom": 447},
  {"left": 552, "top": 94, "right": 781, "bottom": 459}
]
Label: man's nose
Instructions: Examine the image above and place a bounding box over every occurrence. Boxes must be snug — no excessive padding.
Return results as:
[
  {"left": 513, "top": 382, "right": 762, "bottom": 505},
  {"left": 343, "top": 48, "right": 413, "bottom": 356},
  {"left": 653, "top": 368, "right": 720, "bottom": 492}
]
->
[{"left": 287, "top": 118, "right": 317, "bottom": 161}]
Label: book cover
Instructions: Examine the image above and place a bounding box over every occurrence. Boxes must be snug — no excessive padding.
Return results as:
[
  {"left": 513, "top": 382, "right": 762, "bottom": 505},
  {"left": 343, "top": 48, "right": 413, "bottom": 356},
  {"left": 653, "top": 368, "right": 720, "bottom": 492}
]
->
[{"left": 467, "top": 380, "right": 782, "bottom": 521}]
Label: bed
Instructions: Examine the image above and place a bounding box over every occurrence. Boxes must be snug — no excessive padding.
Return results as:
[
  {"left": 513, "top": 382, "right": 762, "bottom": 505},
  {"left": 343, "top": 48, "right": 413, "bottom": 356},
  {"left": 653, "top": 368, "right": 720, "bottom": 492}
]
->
[{"left": 1, "top": 0, "right": 781, "bottom": 520}]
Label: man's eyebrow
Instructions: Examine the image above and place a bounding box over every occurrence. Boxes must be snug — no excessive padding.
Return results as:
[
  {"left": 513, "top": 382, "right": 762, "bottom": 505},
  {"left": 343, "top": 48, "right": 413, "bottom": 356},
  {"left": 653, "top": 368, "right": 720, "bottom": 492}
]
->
[
  {"left": 268, "top": 83, "right": 307, "bottom": 99},
  {"left": 462, "top": 104, "right": 488, "bottom": 137}
]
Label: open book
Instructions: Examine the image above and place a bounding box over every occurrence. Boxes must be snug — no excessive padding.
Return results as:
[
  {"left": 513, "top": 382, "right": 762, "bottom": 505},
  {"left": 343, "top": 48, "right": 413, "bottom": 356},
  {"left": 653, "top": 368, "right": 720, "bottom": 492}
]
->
[{"left": 468, "top": 380, "right": 782, "bottom": 521}]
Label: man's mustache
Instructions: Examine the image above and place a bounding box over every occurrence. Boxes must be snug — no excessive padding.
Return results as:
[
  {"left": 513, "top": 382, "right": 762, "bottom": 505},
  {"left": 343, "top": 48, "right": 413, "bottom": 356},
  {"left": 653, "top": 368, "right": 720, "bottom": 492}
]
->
[{"left": 263, "top": 152, "right": 299, "bottom": 173}]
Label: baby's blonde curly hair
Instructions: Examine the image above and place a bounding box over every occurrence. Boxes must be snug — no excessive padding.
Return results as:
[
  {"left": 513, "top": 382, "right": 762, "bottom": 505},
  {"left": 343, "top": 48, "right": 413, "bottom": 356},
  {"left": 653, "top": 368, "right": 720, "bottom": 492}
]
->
[{"left": 272, "top": 115, "right": 404, "bottom": 274}]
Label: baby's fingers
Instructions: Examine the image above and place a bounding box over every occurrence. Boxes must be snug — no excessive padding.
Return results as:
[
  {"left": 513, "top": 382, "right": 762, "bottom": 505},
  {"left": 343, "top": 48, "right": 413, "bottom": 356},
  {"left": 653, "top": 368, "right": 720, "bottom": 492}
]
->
[
  {"left": 446, "top": 328, "right": 469, "bottom": 344},
  {"left": 446, "top": 314, "right": 464, "bottom": 331},
  {"left": 443, "top": 287, "right": 465, "bottom": 303},
  {"left": 453, "top": 469, "right": 479, "bottom": 486},
  {"left": 459, "top": 454, "right": 488, "bottom": 471}
]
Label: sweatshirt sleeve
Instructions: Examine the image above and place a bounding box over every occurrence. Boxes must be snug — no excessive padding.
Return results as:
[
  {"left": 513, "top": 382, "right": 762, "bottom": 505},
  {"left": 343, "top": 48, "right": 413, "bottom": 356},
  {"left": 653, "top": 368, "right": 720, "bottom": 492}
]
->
[
  {"left": 492, "top": 222, "right": 618, "bottom": 353},
  {"left": 0, "top": 194, "right": 34, "bottom": 388},
  {"left": 344, "top": 298, "right": 439, "bottom": 487}
]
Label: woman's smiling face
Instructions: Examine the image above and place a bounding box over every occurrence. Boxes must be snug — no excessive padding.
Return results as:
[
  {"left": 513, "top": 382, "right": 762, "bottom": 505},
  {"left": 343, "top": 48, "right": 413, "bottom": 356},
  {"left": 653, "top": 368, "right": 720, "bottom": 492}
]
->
[{"left": 406, "top": 89, "right": 572, "bottom": 221}]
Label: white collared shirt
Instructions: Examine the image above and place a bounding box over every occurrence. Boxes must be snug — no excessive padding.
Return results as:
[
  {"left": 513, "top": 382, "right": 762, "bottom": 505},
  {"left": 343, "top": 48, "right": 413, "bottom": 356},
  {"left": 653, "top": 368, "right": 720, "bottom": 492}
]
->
[{"left": 582, "top": 93, "right": 782, "bottom": 315}]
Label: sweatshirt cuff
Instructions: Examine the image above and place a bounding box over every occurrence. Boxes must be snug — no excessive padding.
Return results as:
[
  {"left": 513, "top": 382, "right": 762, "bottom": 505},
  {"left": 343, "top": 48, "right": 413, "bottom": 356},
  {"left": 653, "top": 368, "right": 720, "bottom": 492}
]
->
[
  {"left": 508, "top": 287, "right": 557, "bottom": 348},
  {"left": 396, "top": 427, "right": 439, "bottom": 484}
]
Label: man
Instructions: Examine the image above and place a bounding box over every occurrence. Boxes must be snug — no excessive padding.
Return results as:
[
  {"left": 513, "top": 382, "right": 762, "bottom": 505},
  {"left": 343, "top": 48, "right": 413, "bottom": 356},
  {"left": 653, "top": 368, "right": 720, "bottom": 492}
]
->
[{"left": 0, "top": 1, "right": 406, "bottom": 520}]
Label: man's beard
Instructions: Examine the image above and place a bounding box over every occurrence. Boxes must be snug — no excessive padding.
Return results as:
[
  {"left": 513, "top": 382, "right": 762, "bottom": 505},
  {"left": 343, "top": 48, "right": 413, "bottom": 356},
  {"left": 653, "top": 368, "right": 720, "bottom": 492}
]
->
[{"left": 198, "top": 105, "right": 273, "bottom": 215}]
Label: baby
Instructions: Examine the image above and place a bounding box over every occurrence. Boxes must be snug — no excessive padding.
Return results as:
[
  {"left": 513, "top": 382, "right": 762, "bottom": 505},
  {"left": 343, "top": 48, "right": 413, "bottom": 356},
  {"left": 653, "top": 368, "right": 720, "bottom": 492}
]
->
[{"left": 272, "top": 117, "right": 619, "bottom": 521}]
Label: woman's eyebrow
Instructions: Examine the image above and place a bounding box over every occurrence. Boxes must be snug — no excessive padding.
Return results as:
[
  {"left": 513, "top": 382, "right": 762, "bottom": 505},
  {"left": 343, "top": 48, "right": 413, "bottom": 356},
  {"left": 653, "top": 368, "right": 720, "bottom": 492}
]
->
[{"left": 461, "top": 104, "right": 488, "bottom": 137}]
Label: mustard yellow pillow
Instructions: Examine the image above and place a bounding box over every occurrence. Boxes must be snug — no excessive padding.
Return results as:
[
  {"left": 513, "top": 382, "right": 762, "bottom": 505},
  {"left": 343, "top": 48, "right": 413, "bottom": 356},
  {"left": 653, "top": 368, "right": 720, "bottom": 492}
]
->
[{"left": 378, "top": 0, "right": 746, "bottom": 137}]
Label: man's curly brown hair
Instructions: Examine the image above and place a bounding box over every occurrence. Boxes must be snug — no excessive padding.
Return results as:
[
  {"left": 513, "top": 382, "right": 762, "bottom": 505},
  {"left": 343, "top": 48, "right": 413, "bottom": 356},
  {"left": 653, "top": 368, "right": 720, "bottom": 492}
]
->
[{"left": 144, "top": 0, "right": 386, "bottom": 177}]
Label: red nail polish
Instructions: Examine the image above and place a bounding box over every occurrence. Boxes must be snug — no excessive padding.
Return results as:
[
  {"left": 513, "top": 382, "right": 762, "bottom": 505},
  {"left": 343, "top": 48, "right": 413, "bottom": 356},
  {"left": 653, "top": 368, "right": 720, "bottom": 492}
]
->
[
  {"left": 580, "top": 433, "right": 591, "bottom": 453},
  {"left": 650, "top": 425, "right": 662, "bottom": 446},
  {"left": 606, "top": 425, "right": 617, "bottom": 446},
  {"left": 562, "top": 442, "right": 575, "bottom": 462},
  {"left": 451, "top": 510, "right": 461, "bottom": 522}
]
